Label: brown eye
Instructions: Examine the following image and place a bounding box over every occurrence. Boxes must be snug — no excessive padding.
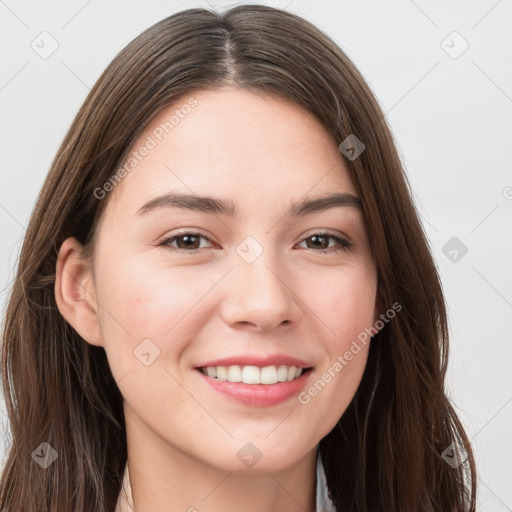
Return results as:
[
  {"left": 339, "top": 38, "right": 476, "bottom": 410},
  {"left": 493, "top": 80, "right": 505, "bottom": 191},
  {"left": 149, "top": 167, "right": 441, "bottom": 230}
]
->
[
  {"left": 159, "top": 232, "right": 213, "bottom": 252},
  {"left": 298, "top": 232, "right": 353, "bottom": 252},
  {"left": 174, "top": 234, "right": 201, "bottom": 250}
]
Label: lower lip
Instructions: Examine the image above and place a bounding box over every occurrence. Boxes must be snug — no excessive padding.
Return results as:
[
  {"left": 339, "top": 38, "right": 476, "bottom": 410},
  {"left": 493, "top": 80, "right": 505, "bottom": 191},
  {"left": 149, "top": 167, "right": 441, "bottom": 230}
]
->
[{"left": 196, "top": 368, "right": 313, "bottom": 407}]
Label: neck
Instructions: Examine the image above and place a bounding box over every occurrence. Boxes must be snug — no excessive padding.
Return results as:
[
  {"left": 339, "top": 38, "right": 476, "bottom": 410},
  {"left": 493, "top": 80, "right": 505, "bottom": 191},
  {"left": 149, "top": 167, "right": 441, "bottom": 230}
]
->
[{"left": 123, "top": 406, "right": 317, "bottom": 512}]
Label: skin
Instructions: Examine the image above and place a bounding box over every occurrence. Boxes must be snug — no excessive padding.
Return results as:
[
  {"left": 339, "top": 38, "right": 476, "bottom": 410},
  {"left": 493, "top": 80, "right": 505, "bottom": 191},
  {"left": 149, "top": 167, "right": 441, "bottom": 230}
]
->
[{"left": 56, "top": 87, "right": 381, "bottom": 512}]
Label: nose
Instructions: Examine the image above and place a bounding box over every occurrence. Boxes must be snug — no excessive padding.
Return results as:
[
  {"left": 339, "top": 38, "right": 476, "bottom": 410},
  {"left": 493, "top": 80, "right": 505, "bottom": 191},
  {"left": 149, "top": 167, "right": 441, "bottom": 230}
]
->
[{"left": 220, "top": 252, "right": 302, "bottom": 332}]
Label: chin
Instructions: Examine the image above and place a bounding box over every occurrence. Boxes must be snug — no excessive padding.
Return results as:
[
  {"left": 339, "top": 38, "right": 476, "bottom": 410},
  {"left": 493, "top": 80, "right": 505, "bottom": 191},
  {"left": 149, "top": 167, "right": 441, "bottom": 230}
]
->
[{"left": 201, "top": 438, "right": 312, "bottom": 474}]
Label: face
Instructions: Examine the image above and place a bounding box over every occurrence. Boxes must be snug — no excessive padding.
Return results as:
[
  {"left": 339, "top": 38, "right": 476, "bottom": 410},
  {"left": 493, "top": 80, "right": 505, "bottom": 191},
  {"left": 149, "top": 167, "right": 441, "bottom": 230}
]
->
[{"left": 68, "top": 87, "right": 379, "bottom": 472}]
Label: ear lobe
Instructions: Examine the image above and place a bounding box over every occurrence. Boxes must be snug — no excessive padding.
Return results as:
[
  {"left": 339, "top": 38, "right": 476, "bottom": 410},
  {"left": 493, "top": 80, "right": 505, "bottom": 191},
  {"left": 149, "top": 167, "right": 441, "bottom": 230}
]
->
[{"left": 55, "top": 237, "right": 103, "bottom": 347}]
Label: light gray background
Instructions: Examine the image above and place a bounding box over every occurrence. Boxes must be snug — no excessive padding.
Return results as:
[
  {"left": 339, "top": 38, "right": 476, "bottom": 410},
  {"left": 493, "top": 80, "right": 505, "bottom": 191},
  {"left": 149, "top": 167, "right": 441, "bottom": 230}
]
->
[{"left": 1, "top": 0, "right": 510, "bottom": 509}]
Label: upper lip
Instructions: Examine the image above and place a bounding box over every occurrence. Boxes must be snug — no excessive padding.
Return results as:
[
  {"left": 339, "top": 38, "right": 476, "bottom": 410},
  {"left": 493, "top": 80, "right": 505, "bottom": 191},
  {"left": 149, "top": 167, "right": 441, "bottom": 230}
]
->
[{"left": 195, "top": 354, "right": 313, "bottom": 369}]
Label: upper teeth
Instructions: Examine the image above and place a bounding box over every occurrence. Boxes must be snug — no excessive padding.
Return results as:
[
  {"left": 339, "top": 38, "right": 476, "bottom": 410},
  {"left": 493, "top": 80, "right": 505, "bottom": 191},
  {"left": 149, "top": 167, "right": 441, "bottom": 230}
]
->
[{"left": 201, "top": 365, "right": 303, "bottom": 384}]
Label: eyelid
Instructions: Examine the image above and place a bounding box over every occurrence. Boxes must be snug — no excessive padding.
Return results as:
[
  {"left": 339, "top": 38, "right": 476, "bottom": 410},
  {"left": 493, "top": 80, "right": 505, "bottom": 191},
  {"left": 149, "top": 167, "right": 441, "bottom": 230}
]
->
[
  {"left": 296, "top": 230, "right": 354, "bottom": 250},
  {"left": 157, "top": 227, "right": 351, "bottom": 243},
  {"left": 156, "top": 228, "right": 354, "bottom": 254},
  {"left": 156, "top": 229, "right": 216, "bottom": 249},
  {"left": 300, "top": 227, "right": 351, "bottom": 241}
]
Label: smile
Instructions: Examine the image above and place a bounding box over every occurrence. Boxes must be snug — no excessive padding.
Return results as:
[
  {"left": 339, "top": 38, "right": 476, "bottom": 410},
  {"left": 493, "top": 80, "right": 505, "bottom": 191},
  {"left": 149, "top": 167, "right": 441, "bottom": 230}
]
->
[
  {"left": 198, "top": 364, "right": 312, "bottom": 384},
  {"left": 195, "top": 363, "right": 314, "bottom": 407}
]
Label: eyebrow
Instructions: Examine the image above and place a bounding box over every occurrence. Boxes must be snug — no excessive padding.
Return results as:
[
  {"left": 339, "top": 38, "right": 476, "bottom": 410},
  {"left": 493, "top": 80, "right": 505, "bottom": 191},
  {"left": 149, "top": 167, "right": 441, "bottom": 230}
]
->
[{"left": 136, "top": 191, "right": 362, "bottom": 217}]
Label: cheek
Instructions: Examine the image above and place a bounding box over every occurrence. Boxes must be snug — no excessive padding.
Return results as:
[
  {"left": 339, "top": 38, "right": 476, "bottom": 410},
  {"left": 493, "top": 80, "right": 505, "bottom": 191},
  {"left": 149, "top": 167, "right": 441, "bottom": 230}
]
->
[
  {"left": 334, "top": 275, "right": 376, "bottom": 349},
  {"left": 93, "top": 252, "right": 224, "bottom": 369},
  {"left": 93, "top": 258, "right": 218, "bottom": 412},
  {"left": 305, "top": 260, "right": 377, "bottom": 350},
  {"left": 326, "top": 266, "right": 376, "bottom": 381},
  {"left": 296, "top": 262, "right": 376, "bottom": 430}
]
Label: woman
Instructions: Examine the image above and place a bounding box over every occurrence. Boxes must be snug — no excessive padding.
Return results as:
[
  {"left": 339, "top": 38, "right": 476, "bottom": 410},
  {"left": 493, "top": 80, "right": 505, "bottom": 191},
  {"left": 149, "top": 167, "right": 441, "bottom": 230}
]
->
[{"left": 0, "top": 4, "right": 476, "bottom": 511}]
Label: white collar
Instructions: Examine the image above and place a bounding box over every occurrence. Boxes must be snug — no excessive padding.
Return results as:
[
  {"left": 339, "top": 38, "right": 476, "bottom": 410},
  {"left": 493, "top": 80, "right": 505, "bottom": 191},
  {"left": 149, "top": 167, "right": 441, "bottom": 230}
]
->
[
  {"left": 115, "top": 447, "right": 336, "bottom": 511},
  {"left": 316, "top": 448, "right": 337, "bottom": 512}
]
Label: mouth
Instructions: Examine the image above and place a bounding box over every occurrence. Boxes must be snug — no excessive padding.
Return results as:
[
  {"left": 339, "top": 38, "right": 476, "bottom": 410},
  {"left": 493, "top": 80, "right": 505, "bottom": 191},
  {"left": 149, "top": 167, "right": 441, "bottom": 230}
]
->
[
  {"left": 196, "top": 364, "right": 314, "bottom": 385},
  {"left": 194, "top": 364, "right": 314, "bottom": 407}
]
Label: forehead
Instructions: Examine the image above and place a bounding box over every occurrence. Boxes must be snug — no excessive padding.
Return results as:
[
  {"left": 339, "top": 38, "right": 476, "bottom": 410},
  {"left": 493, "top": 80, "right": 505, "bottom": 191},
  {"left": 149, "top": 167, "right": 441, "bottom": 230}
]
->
[{"left": 104, "top": 87, "right": 357, "bottom": 219}]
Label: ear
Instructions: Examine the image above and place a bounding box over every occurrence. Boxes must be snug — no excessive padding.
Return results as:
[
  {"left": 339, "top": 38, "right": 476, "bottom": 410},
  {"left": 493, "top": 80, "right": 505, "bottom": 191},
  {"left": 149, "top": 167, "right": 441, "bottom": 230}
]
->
[{"left": 55, "top": 237, "right": 103, "bottom": 347}]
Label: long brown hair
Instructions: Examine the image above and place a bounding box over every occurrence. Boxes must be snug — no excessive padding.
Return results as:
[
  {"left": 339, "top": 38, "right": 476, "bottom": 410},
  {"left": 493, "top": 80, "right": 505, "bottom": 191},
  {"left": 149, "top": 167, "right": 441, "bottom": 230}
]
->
[{"left": 0, "top": 4, "right": 476, "bottom": 511}]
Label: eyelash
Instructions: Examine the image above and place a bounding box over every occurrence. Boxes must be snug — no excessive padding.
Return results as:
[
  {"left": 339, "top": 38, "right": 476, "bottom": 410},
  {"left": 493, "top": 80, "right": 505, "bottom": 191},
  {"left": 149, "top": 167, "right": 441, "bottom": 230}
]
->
[{"left": 157, "top": 231, "right": 354, "bottom": 254}]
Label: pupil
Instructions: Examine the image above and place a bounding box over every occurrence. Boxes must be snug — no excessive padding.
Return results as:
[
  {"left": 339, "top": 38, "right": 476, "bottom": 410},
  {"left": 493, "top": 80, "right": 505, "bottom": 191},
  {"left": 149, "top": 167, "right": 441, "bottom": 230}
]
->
[
  {"left": 310, "top": 235, "right": 328, "bottom": 249},
  {"left": 179, "top": 235, "right": 198, "bottom": 249}
]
